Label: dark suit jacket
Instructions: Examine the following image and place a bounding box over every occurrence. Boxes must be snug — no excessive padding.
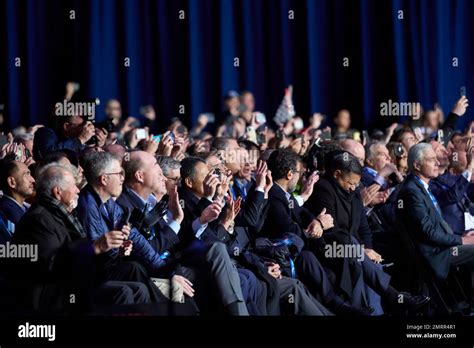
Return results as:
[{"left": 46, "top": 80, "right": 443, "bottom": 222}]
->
[
  {"left": 260, "top": 184, "right": 314, "bottom": 242},
  {"left": 396, "top": 174, "right": 462, "bottom": 280},
  {"left": 0, "top": 196, "right": 28, "bottom": 225},
  {"left": 306, "top": 176, "right": 378, "bottom": 299},
  {"left": 9, "top": 201, "right": 97, "bottom": 310},
  {"left": 0, "top": 196, "right": 28, "bottom": 243},
  {"left": 116, "top": 185, "right": 180, "bottom": 253},
  {"left": 178, "top": 188, "right": 230, "bottom": 246},
  {"left": 179, "top": 184, "right": 268, "bottom": 246},
  {"left": 307, "top": 176, "right": 373, "bottom": 249},
  {"left": 429, "top": 172, "right": 474, "bottom": 235}
]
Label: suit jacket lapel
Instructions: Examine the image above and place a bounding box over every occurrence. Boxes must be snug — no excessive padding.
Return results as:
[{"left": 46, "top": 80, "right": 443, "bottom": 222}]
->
[{"left": 412, "top": 177, "right": 454, "bottom": 235}]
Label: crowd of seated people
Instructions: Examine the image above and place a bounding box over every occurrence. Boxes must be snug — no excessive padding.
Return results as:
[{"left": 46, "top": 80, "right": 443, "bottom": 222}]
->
[{"left": 0, "top": 85, "right": 473, "bottom": 316}]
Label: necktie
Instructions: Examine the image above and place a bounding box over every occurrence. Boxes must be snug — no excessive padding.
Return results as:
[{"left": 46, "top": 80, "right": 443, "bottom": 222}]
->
[{"left": 427, "top": 187, "right": 442, "bottom": 216}]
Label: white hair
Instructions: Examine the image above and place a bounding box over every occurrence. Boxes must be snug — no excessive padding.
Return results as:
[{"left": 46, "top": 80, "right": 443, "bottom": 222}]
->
[
  {"left": 408, "top": 142, "right": 432, "bottom": 173},
  {"left": 36, "top": 162, "right": 76, "bottom": 198}
]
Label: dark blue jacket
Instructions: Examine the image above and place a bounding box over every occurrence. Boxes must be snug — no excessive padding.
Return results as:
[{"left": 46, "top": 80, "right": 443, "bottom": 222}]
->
[
  {"left": 261, "top": 184, "right": 315, "bottom": 242},
  {"left": 429, "top": 172, "right": 474, "bottom": 235},
  {"left": 396, "top": 174, "right": 462, "bottom": 280},
  {"left": 0, "top": 195, "right": 28, "bottom": 225},
  {"left": 179, "top": 185, "right": 267, "bottom": 247},
  {"left": 0, "top": 211, "right": 11, "bottom": 244},
  {"left": 33, "top": 127, "right": 84, "bottom": 161},
  {"left": 361, "top": 167, "right": 390, "bottom": 191},
  {"left": 76, "top": 185, "right": 165, "bottom": 274},
  {"left": 0, "top": 196, "right": 28, "bottom": 242},
  {"left": 115, "top": 185, "right": 180, "bottom": 253}
]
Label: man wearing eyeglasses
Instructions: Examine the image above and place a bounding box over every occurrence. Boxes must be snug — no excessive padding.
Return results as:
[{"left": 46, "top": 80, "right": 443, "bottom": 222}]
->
[{"left": 76, "top": 151, "right": 187, "bottom": 308}]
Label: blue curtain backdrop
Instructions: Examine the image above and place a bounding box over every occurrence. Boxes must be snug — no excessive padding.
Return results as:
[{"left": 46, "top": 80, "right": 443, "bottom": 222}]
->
[{"left": 1, "top": 0, "right": 473, "bottom": 131}]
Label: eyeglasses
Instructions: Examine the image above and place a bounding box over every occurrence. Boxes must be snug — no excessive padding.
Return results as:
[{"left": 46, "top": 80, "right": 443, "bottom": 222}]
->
[
  {"left": 103, "top": 170, "right": 125, "bottom": 178},
  {"left": 166, "top": 176, "right": 180, "bottom": 183}
]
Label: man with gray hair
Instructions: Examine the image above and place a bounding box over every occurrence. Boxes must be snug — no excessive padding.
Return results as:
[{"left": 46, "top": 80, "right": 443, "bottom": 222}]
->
[
  {"left": 396, "top": 142, "right": 474, "bottom": 281},
  {"left": 157, "top": 156, "right": 181, "bottom": 194},
  {"left": 76, "top": 151, "right": 200, "bottom": 311},
  {"left": 77, "top": 152, "right": 164, "bottom": 270},
  {"left": 362, "top": 141, "right": 403, "bottom": 190},
  {"left": 9, "top": 162, "right": 150, "bottom": 312}
]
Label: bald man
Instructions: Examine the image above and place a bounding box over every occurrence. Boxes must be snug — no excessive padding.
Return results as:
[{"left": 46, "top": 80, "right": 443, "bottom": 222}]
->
[
  {"left": 104, "top": 143, "right": 128, "bottom": 163},
  {"left": 117, "top": 151, "right": 182, "bottom": 251},
  {"left": 117, "top": 151, "right": 252, "bottom": 315},
  {"left": 340, "top": 139, "right": 365, "bottom": 166}
]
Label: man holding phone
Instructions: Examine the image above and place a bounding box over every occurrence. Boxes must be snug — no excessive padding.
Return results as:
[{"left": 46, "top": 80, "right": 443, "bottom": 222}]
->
[{"left": 33, "top": 116, "right": 96, "bottom": 160}]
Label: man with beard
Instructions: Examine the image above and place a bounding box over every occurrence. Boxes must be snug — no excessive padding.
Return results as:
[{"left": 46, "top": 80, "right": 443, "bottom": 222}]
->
[
  {"left": 0, "top": 159, "right": 35, "bottom": 242},
  {"left": 8, "top": 163, "right": 151, "bottom": 312}
]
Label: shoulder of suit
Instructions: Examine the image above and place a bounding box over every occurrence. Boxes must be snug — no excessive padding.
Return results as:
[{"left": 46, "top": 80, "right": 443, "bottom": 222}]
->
[{"left": 314, "top": 178, "right": 333, "bottom": 193}]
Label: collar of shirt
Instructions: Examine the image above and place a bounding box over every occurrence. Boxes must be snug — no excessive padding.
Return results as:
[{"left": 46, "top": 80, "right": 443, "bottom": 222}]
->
[
  {"left": 2, "top": 195, "right": 27, "bottom": 211},
  {"left": 275, "top": 182, "right": 292, "bottom": 202},
  {"left": 146, "top": 194, "right": 158, "bottom": 210},
  {"left": 414, "top": 175, "right": 430, "bottom": 191},
  {"left": 364, "top": 167, "right": 378, "bottom": 177},
  {"left": 234, "top": 177, "right": 249, "bottom": 188},
  {"left": 128, "top": 187, "right": 148, "bottom": 205}
]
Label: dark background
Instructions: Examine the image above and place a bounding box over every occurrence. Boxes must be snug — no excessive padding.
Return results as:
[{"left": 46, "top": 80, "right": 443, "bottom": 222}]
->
[{"left": 1, "top": 0, "right": 472, "bottom": 132}]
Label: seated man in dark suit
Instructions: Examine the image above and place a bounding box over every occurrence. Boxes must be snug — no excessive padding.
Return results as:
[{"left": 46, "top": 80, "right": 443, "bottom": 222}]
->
[
  {"left": 262, "top": 149, "right": 378, "bottom": 316},
  {"left": 179, "top": 156, "right": 269, "bottom": 315},
  {"left": 189, "top": 158, "right": 332, "bottom": 315},
  {"left": 267, "top": 149, "right": 429, "bottom": 314},
  {"left": 7, "top": 163, "right": 150, "bottom": 312},
  {"left": 117, "top": 151, "right": 182, "bottom": 253},
  {"left": 0, "top": 159, "right": 35, "bottom": 241},
  {"left": 116, "top": 151, "right": 251, "bottom": 315},
  {"left": 397, "top": 142, "right": 474, "bottom": 281},
  {"left": 76, "top": 151, "right": 191, "bottom": 307},
  {"left": 428, "top": 139, "right": 474, "bottom": 236}
]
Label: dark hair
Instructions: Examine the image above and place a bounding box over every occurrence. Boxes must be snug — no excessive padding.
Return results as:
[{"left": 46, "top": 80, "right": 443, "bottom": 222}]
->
[
  {"left": 180, "top": 156, "right": 206, "bottom": 183},
  {"left": 238, "top": 140, "right": 259, "bottom": 152},
  {"left": 211, "top": 137, "right": 235, "bottom": 151},
  {"left": 267, "top": 148, "right": 300, "bottom": 181},
  {"left": 0, "top": 159, "right": 20, "bottom": 193},
  {"left": 40, "top": 151, "right": 69, "bottom": 167},
  {"left": 325, "top": 150, "right": 362, "bottom": 177},
  {"left": 390, "top": 127, "right": 415, "bottom": 143},
  {"left": 304, "top": 140, "right": 341, "bottom": 172}
]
